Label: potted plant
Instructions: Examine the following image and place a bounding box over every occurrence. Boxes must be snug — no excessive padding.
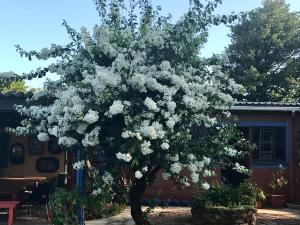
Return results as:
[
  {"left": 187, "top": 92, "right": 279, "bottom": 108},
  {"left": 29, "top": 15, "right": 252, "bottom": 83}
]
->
[
  {"left": 191, "top": 181, "right": 260, "bottom": 225},
  {"left": 268, "top": 165, "right": 288, "bottom": 208},
  {"left": 255, "top": 188, "right": 266, "bottom": 209}
]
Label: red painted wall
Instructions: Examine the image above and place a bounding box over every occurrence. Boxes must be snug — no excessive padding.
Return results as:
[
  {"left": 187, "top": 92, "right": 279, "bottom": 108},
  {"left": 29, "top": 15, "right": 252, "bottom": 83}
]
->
[{"left": 144, "top": 111, "right": 300, "bottom": 203}]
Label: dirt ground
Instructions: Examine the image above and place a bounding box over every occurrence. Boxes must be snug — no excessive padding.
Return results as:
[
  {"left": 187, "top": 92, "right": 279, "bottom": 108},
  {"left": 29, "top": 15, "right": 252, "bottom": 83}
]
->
[{"left": 1, "top": 206, "right": 300, "bottom": 225}]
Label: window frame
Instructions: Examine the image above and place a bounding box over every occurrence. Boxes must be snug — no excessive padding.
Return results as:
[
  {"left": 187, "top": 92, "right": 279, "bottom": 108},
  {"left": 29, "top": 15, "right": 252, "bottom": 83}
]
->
[{"left": 237, "top": 121, "right": 289, "bottom": 168}]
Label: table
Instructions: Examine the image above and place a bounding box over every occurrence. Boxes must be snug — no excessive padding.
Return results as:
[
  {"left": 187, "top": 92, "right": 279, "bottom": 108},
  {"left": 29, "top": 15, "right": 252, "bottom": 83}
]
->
[
  {"left": 0, "top": 201, "right": 19, "bottom": 225},
  {"left": 0, "top": 177, "right": 46, "bottom": 200}
]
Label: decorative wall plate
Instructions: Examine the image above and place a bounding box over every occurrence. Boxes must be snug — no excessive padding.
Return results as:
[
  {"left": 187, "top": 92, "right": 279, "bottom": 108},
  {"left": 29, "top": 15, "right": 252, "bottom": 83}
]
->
[
  {"left": 10, "top": 143, "right": 25, "bottom": 165},
  {"left": 36, "top": 157, "right": 59, "bottom": 173}
]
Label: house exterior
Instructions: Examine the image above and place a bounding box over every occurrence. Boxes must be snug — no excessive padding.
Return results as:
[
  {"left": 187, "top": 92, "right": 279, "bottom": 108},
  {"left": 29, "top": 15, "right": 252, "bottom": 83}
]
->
[
  {"left": 231, "top": 102, "right": 300, "bottom": 203},
  {"left": 0, "top": 92, "right": 65, "bottom": 180},
  {"left": 1, "top": 93, "right": 300, "bottom": 203},
  {"left": 145, "top": 102, "right": 300, "bottom": 203}
]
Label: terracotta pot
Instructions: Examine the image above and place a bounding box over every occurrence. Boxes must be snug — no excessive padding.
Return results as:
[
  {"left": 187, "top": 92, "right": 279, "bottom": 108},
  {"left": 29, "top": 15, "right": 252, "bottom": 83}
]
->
[
  {"left": 256, "top": 201, "right": 264, "bottom": 209},
  {"left": 270, "top": 195, "right": 285, "bottom": 208}
]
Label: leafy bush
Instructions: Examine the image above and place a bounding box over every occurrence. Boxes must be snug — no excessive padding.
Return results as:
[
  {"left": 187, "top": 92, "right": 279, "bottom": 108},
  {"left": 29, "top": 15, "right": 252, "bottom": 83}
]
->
[
  {"left": 85, "top": 194, "right": 125, "bottom": 220},
  {"left": 193, "top": 181, "right": 265, "bottom": 209},
  {"left": 50, "top": 188, "right": 126, "bottom": 224},
  {"left": 50, "top": 188, "right": 83, "bottom": 225}
]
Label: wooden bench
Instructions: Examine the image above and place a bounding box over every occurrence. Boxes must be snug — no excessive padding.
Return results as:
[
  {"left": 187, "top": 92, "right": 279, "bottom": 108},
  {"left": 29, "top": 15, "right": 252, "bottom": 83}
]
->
[{"left": 0, "top": 201, "right": 19, "bottom": 225}]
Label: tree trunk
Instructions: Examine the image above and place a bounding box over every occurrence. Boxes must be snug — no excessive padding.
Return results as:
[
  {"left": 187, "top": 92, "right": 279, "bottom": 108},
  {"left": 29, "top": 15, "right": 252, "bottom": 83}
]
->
[
  {"left": 129, "top": 178, "right": 151, "bottom": 225},
  {"left": 129, "top": 167, "right": 161, "bottom": 225}
]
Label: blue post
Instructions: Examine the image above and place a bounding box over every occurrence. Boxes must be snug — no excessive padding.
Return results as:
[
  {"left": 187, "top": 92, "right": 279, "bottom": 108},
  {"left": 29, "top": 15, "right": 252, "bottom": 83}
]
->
[{"left": 76, "top": 146, "right": 85, "bottom": 225}]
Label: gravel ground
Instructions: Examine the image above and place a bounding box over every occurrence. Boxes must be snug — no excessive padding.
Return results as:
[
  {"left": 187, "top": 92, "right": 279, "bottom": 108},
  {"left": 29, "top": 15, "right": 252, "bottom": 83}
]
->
[
  {"left": 1, "top": 207, "right": 300, "bottom": 225},
  {"left": 87, "top": 207, "right": 300, "bottom": 225}
]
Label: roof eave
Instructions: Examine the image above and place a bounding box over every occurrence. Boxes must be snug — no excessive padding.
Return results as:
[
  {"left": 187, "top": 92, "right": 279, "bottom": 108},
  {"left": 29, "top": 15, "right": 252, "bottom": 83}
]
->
[{"left": 231, "top": 106, "right": 300, "bottom": 112}]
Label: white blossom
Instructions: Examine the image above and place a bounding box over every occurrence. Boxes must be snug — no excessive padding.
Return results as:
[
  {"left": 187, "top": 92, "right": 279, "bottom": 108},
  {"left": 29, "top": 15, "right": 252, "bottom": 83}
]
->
[
  {"left": 140, "top": 141, "right": 153, "bottom": 155},
  {"left": 233, "top": 162, "right": 248, "bottom": 174},
  {"left": 116, "top": 152, "right": 132, "bottom": 162},
  {"left": 82, "top": 126, "right": 101, "bottom": 147},
  {"left": 144, "top": 97, "right": 159, "bottom": 112},
  {"left": 203, "top": 169, "right": 213, "bottom": 177},
  {"left": 37, "top": 133, "right": 50, "bottom": 142},
  {"left": 188, "top": 154, "right": 196, "bottom": 161},
  {"left": 170, "top": 162, "right": 182, "bottom": 174},
  {"left": 202, "top": 182, "right": 210, "bottom": 190},
  {"left": 73, "top": 160, "right": 86, "bottom": 170},
  {"left": 92, "top": 188, "right": 102, "bottom": 196},
  {"left": 142, "top": 166, "right": 148, "bottom": 172},
  {"left": 106, "top": 100, "right": 124, "bottom": 117},
  {"left": 102, "top": 172, "right": 113, "bottom": 185},
  {"left": 203, "top": 156, "right": 211, "bottom": 165},
  {"left": 58, "top": 136, "right": 78, "bottom": 147},
  {"left": 224, "top": 146, "right": 238, "bottom": 157},
  {"left": 191, "top": 173, "right": 199, "bottom": 183},
  {"left": 160, "top": 142, "right": 169, "bottom": 150},
  {"left": 48, "top": 126, "right": 58, "bottom": 137},
  {"left": 83, "top": 109, "right": 99, "bottom": 124},
  {"left": 135, "top": 170, "right": 143, "bottom": 179}
]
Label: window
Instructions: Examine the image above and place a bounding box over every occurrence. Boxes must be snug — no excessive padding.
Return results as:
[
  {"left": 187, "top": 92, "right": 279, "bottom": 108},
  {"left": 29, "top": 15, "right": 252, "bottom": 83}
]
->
[{"left": 252, "top": 127, "right": 286, "bottom": 163}]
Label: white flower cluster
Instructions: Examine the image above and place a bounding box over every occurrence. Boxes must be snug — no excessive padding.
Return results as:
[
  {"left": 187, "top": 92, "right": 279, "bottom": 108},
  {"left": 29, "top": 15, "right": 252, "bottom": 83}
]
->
[
  {"left": 140, "top": 141, "right": 153, "bottom": 155},
  {"left": 116, "top": 152, "right": 132, "bottom": 162},
  {"left": 58, "top": 136, "right": 78, "bottom": 147},
  {"left": 143, "top": 97, "right": 159, "bottom": 112},
  {"left": 224, "top": 146, "right": 238, "bottom": 157},
  {"left": 201, "top": 182, "right": 210, "bottom": 190},
  {"left": 135, "top": 170, "right": 143, "bottom": 179},
  {"left": 37, "top": 133, "right": 50, "bottom": 142},
  {"left": 83, "top": 109, "right": 99, "bottom": 124},
  {"left": 102, "top": 172, "right": 113, "bottom": 185},
  {"left": 82, "top": 126, "right": 101, "bottom": 147},
  {"left": 160, "top": 142, "right": 169, "bottom": 150},
  {"left": 73, "top": 160, "right": 86, "bottom": 170},
  {"left": 106, "top": 100, "right": 124, "bottom": 117},
  {"left": 121, "top": 131, "right": 142, "bottom": 140},
  {"left": 233, "top": 162, "right": 248, "bottom": 174},
  {"left": 92, "top": 188, "right": 102, "bottom": 196},
  {"left": 170, "top": 162, "right": 182, "bottom": 174},
  {"left": 139, "top": 121, "right": 165, "bottom": 140}
]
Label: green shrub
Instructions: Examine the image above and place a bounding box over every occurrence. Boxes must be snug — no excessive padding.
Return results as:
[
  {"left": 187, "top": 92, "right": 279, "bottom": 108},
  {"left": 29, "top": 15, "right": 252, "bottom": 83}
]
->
[
  {"left": 193, "top": 181, "right": 265, "bottom": 209},
  {"left": 50, "top": 188, "right": 126, "bottom": 224},
  {"left": 85, "top": 194, "right": 125, "bottom": 220},
  {"left": 50, "top": 188, "right": 83, "bottom": 225}
]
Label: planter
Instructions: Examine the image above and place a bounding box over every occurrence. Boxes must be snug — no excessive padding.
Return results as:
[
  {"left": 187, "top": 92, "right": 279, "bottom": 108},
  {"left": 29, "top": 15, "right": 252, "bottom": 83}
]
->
[
  {"left": 270, "top": 195, "right": 285, "bottom": 208},
  {"left": 191, "top": 205, "right": 257, "bottom": 225},
  {"left": 255, "top": 201, "right": 264, "bottom": 209}
]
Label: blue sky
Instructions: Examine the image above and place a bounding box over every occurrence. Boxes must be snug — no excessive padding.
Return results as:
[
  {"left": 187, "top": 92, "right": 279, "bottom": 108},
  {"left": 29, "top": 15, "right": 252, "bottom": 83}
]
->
[{"left": 1, "top": 0, "right": 300, "bottom": 88}]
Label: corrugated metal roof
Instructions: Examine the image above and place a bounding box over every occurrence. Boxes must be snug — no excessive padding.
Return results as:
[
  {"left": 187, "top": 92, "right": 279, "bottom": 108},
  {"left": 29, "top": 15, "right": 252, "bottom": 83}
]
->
[
  {"left": 235, "top": 101, "right": 300, "bottom": 107},
  {"left": 232, "top": 101, "right": 300, "bottom": 112}
]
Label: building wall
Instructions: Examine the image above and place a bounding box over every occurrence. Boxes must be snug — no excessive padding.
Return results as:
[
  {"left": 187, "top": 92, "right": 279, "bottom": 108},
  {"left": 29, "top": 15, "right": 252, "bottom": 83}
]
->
[
  {"left": 144, "top": 112, "right": 300, "bottom": 203},
  {"left": 237, "top": 113, "right": 297, "bottom": 202},
  {"left": 0, "top": 134, "right": 64, "bottom": 179}
]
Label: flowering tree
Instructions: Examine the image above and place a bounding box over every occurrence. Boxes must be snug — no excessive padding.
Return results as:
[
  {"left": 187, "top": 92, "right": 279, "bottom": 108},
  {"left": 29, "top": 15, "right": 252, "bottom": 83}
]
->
[{"left": 8, "top": 0, "right": 248, "bottom": 224}]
